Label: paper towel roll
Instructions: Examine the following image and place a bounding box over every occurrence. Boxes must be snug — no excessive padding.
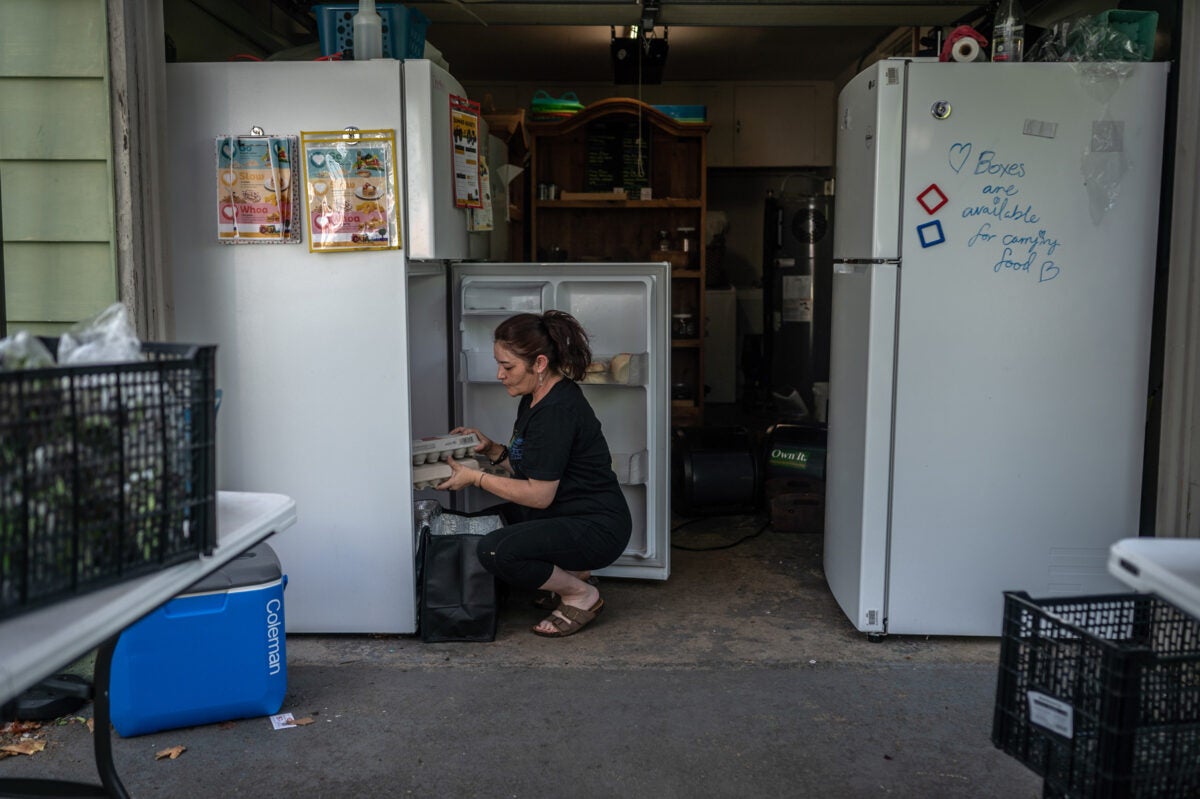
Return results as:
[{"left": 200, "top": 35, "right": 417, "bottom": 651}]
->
[{"left": 952, "top": 38, "right": 982, "bottom": 62}]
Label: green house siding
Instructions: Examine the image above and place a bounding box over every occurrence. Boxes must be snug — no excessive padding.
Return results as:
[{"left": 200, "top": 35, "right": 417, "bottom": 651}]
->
[{"left": 0, "top": 0, "right": 117, "bottom": 335}]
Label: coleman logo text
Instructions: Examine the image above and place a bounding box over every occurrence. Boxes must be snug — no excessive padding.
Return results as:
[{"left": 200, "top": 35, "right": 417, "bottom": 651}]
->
[{"left": 266, "top": 597, "right": 283, "bottom": 676}]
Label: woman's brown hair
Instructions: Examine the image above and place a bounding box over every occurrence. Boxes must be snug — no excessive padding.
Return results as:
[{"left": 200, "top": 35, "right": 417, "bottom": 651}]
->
[{"left": 494, "top": 310, "right": 592, "bottom": 381}]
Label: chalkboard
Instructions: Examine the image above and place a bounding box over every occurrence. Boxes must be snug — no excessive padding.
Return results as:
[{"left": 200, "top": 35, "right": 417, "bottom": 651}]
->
[{"left": 585, "top": 119, "right": 649, "bottom": 193}]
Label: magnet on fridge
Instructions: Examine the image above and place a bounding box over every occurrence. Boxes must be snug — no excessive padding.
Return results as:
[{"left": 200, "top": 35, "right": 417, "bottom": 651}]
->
[
  {"left": 917, "top": 183, "right": 948, "bottom": 214},
  {"left": 917, "top": 220, "right": 946, "bottom": 248}
]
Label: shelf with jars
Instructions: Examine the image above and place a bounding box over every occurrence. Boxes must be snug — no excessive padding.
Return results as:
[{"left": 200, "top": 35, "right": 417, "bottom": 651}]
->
[{"left": 528, "top": 98, "right": 710, "bottom": 427}]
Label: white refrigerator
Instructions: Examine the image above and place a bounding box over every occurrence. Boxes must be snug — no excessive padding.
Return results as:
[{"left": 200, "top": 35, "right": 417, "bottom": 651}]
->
[
  {"left": 166, "top": 60, "right": 671, "bottom": 634},
  {"left": 824, "top": 59, "right": 1168, "bottom": 637}
]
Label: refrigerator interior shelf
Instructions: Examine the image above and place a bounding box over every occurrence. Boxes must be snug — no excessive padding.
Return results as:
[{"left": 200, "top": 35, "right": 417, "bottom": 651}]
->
[
  {"left": 462, "top": 282, "right": 549, "bottom": 315},
  {"left": 618, "top": 538, "right": 653, "bottom": 560},
  {"left": 412, "top": 457, "right": 480, "bottom": 489},
  {"left": 611, "top": 450, "right": 649, "bottom": 485},
  {"left": 460, "top": 350, "right": 648, "bottom": 385}
]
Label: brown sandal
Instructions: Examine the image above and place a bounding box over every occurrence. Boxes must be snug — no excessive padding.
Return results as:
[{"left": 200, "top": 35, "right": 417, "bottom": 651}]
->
[
  {"left": 532, "top": 577, "right": 599, "bottom": 610},
  {"left": 532, "top": 599, "right": 605, "bottom": 637}
]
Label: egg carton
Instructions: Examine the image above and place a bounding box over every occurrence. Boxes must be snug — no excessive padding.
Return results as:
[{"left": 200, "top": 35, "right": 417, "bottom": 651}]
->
[
  {"left": 411, "top": 432, "right": 481, "bottom": 465},
  {"left": 412, "top": 456, "right": 480, "bottom": 489}
]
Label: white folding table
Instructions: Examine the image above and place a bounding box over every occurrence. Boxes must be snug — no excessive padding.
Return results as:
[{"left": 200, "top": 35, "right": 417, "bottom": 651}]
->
[
  {"left": 1108, "top": 537, "right": 1200, "bottom": 619},
  {"left": 0, "top": 491, "right": 297, "bottom": 798}
]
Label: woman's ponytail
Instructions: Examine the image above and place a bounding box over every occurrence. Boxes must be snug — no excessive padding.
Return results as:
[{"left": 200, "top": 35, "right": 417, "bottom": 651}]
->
[
  {"left": 494, "top": 310, "right": 593, "bottom": 381},
  {"left": 541, "top": 310, "right": 592, "bottom": 380}
]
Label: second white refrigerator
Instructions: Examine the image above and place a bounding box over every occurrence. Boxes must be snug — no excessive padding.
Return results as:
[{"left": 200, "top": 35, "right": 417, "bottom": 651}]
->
[{"left": 825, "top": 59, "right": 1169, "bottom": 637}]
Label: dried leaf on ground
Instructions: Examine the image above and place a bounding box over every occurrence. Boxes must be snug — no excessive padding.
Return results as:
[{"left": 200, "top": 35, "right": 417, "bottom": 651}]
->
[
  {"left": 87, "top": 719, "right": 95, "bottom": 733},
  {"left": 0, "top": 721, "right": 43, "bottom": 735},
  {"left": 1, "top": 740, "right": 47, "bottom": 756},
  {"left": 218, "top": 721, "right": 237, "bottom": 730},
  {"left": 155, "top": 745, "right": 186, "bottom": 760},
  {"left": 291, "top": 717, "right": 315, "bottom": 726}
]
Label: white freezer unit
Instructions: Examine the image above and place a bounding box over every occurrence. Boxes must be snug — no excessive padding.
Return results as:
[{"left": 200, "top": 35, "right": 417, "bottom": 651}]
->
[
  {"left": 832, "top": 59, "right": 905, "bottom": 263},
  {"left": 166, "top": 59, "right": 474, "bottom": 633},
  {"left": 403, "top": 59, "right": 470, "bottom": 262}
]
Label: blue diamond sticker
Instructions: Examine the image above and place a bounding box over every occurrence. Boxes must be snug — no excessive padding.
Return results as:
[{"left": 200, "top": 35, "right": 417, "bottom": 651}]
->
[{"left": 917, "top": 220, "right": 945, "bottom": 248}]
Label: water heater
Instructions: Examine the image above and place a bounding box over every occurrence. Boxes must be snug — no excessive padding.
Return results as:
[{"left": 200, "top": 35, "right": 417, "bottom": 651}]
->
[{"left": 762, "top": 192, "right": 834, "bottom": 417}]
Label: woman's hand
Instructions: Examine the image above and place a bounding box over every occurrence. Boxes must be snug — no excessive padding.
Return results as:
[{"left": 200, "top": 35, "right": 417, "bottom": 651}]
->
[
  {"left": 436, "top": 456, "right": 485, "bottom": 492},
  {"left": 450, "top": 426, "right": 502, "bottom": 463}
]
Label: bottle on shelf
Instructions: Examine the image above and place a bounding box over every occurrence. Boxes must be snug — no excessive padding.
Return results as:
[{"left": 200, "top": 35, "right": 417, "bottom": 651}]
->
[
  {"left": 991, "top": 0, "right": 1025, "bottom": 63},
  {"left": 353, "top": 0, "right": 384, "bottom": 61},
  {"left": 677, "top": 226, "right": 697, "bottom": 267}
]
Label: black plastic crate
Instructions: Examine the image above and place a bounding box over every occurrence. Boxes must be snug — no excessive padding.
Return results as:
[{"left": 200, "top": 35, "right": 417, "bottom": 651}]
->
[
  {"left": 993, "top": 591, "right": 1200, "bottom": 798},
  {"left": 0, "top": 341, "right": 217, "bottom": 620}
]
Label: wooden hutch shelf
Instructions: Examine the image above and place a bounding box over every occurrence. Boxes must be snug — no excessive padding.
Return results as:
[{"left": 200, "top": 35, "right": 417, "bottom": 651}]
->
[{"left": 528, "top": 98, "right": 710, "bottom": 427}]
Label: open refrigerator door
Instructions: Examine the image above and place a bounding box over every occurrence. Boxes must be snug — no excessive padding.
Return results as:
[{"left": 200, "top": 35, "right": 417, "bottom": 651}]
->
[{"left": 447, "top": 262, "right": 672, "bottom": 579}]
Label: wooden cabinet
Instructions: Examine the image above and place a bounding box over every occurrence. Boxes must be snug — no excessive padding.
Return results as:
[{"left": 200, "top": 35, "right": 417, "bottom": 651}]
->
[
  {"left": 642, "top": 82, "right": 833, "bottom": 167},
  {"left": 730, "top": 83, "right": 835, "bottom": 167},
  {"left": 470, "top": 80, "right": 836, "bottom": 168},
  {"left": 528, "top": 98, "right": 709, "bottom": 427}
]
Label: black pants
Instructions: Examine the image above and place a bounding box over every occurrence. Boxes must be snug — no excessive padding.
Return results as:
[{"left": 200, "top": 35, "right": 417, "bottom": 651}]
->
[{"left": 476, "top": 503, "right": 630, "bottom": 590}]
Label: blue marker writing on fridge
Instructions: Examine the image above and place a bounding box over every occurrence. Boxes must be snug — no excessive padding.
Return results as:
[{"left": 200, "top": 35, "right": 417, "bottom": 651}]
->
[
  {"left": 973, "top": 149, "right": 1026, "bottom": 178},
  {"left": 1003, "top": 230, "right": 1060, "bottom": 257},
  {"left": 968, "top": 222, "right": 997, "bottom": 247},
  {"left": 962, "top": 195, "right": 1040, "bottom": 224}
]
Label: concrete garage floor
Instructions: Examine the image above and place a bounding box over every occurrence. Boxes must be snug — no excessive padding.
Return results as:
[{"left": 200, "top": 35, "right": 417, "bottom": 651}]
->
[{"left": 1, "top": 515, "right": 1043, "bottom": 798}]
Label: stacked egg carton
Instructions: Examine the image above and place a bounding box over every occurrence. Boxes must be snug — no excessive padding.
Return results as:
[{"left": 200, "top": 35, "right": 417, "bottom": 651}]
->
[{"left": 412, "top": 432, "right": 481, "bottom": 489}]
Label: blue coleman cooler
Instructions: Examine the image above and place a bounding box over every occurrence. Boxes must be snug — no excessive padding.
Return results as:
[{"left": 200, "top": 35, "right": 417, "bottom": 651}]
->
[{"left": 110, "top": 542, "right": 287, "bottom": 737}]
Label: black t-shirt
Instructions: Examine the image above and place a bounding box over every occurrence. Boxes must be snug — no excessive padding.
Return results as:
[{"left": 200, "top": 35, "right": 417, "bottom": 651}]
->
[{"left": 506, "top": 379, "right": 630, "bottom": 523}]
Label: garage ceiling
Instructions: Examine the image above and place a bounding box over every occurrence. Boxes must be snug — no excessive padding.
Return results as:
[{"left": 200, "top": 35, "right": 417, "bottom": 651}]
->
[{"left": 167, "top": 0, "right": 1092, "bottom": 83}]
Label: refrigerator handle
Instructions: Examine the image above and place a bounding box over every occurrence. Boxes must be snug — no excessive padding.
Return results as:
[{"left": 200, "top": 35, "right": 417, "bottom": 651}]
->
[{"left": 835, "top": 263, "right": 871, "bottom": 275}]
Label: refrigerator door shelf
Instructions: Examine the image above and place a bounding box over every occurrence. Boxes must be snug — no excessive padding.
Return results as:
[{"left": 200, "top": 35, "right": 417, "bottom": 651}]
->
[
  {"left": 611, "top": 450, "right": 650, "bottom": 485},
  {"left": 580, "top": 353, "right": 649, "bottom": 386}
]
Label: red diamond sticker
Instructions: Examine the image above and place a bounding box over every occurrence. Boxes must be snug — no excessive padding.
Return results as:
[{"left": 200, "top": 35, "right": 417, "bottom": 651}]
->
[{"left": 918, "top": 184, "right": 948, "bottom": 214}]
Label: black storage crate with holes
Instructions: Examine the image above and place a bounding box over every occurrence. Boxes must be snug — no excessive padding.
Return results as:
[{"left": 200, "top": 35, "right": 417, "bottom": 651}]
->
[
  {"left": 992, "top": 591, "right": 1200, "bottom": 798},
  {"left": 0, "top": 341, "right": 217, "bottom": 620}
]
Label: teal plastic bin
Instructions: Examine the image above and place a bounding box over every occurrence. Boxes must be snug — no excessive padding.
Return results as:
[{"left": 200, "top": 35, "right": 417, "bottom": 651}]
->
[
  {"left": 1097, "top": 10, "right": 1158, "bottom": 60},
  {"left": 314, "top": 3, "right": 428, "bottom": 59}
]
